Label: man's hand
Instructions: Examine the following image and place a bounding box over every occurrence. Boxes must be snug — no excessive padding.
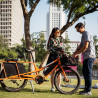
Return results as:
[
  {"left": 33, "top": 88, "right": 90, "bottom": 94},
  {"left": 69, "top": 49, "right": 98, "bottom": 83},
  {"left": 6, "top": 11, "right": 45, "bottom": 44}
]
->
[{"left": 72, "top": 53, "right": 79, "bottom": 58}]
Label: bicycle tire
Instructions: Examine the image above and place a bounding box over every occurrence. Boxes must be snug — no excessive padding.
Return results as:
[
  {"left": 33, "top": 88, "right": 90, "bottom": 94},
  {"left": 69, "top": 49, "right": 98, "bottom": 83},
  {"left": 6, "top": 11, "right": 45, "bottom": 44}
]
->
[
  {"left": 54, "top": 67, "right": 80, "bottom": 94},
  {"left": 0, "top": 70, "right": 28, "bottom": 92}
]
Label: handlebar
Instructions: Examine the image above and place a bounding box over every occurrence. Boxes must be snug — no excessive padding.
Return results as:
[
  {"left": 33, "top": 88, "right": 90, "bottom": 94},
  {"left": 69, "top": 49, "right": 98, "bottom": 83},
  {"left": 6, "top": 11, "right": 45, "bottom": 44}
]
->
[
  {"left": 68, "top": 56, "right": 79, "bottom": 66},
  {"left": 52, "top": 51, "right": 79, "bottom": 66}
]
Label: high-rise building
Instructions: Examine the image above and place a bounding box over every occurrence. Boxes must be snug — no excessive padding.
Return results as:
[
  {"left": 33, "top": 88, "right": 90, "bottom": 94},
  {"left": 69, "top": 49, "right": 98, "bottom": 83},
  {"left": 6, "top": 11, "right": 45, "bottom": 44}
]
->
[
  {"left": 0, "top": 0, "right": 23, "bottom": 47},
  {"left": 46, "top": 4, "right": 68, "bottom": 42}
]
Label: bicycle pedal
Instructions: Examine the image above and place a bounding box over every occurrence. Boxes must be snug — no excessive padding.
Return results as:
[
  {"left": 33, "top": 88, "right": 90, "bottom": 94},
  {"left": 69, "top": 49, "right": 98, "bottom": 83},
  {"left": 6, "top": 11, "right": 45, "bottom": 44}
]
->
[{"left": 44, "top": 80, "right": 49, "bottom": 82}]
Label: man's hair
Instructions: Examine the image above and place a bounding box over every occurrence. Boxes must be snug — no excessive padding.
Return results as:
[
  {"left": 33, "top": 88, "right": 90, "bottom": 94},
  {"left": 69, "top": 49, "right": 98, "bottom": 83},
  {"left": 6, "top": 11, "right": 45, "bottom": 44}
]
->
[{"left": 75, "top": 22, "right": 84, "bottom": 29}]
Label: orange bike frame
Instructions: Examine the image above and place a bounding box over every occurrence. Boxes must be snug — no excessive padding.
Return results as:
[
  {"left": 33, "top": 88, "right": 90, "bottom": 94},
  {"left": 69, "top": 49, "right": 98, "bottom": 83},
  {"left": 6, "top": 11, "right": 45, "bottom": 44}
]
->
[{"left": 0, "top": 58, "right": 68, "bottom": 81}]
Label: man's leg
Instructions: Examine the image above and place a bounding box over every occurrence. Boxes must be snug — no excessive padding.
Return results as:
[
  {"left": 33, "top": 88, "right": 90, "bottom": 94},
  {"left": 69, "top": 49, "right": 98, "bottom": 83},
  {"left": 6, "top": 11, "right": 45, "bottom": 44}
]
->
[
  {"left": 81, "top": 58, "right": 95, "bottom": 95},
  {"left": 85, "top": 58, "right": 95, "bottom": 92},
  {"left": 79, "top": 60, "right": 87, "bottom": 94},
  {"left": 82, "top": 59, "right": 87, "bottom": 91}
]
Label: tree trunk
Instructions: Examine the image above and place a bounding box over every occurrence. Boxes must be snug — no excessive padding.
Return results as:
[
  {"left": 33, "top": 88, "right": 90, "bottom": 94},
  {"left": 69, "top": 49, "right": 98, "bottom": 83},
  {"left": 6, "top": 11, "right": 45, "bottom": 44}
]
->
[
  {"left": 61, "top": 17, "right": 78, "bottom": 34},
  {"left": 24, "top": 15, "right": 35, "bottom": 72}
]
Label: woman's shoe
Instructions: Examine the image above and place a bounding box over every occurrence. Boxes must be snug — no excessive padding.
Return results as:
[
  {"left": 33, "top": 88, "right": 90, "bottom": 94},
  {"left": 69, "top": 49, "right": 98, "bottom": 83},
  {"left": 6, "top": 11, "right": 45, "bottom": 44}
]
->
[{"left": 50, "top": 88, "right": 55, "bottom": 92}]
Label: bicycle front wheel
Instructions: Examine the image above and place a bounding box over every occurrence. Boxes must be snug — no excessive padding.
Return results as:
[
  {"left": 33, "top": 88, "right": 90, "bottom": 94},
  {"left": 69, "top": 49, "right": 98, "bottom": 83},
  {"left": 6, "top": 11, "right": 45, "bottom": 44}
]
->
[
  {"left": 54, "top": 67, "right": 80, "bottom": 94},
  {"left": 0, "top": 71, "right": 27, "bottom": 92}
]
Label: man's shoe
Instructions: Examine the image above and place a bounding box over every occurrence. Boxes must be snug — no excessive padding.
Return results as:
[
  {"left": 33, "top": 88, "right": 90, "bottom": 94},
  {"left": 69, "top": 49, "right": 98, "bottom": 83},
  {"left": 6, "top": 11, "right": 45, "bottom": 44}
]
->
[{"left": 81, "top": 91, "right": 92, "bottom": 95}]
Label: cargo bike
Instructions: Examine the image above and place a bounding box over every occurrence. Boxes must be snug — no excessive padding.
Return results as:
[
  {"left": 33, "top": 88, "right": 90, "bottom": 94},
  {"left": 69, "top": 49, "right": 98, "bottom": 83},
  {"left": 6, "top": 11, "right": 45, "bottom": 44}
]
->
[{"left": 0, "top": 49, "right": 80, "bottom": 94}]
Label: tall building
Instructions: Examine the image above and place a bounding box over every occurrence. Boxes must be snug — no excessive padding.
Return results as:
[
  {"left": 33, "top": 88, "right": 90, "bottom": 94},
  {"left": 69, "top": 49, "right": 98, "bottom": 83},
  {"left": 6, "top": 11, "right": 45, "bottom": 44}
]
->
[
  {"left": 46, "top": 4, "right": 67, "bottom": 42},
  {"left": 0, "top": 0, "right": 23, "bottom": 47}
]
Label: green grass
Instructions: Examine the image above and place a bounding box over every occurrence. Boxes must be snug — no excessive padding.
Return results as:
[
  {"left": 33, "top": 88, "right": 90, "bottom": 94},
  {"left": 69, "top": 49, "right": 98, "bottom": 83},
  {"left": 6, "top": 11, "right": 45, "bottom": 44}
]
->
[{"left": 0, "top": 79, "right": 98, "bottom": 98}]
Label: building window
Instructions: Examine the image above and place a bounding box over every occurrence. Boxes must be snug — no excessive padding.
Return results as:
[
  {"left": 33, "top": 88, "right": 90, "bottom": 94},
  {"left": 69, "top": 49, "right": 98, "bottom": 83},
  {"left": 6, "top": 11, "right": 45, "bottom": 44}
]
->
[
  {"left": 9, "top": 5, "right": 11, "bottom": 8},
  {"left": 3, "top": 5, "right": 5, "bottom": 8},
  {"left": 9, "top": 1, "right": 12, "bottom": 4},
  {"left": 9, "top": 39, "right": 11, "bottom": 42},
  {"left": 9, "top": 35, "right": 11, "bottom": 37},
  {"left": 8, "top": 22, "right": 11, "bottom": 25}
]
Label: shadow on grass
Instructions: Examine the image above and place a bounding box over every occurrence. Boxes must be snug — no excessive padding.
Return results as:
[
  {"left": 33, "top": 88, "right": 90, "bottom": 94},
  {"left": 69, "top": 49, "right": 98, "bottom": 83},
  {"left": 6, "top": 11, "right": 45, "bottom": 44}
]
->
[
  {"left": 0, "top": 86, "right": 79, "bottom": 95},
  {"left": 22, "top": 88, "right": 59, "bottom": 94},
  {"left": 21, "top": 88, "right": 81, "bottom": 95},
  {"left": 0, "top": 86, "right": 59, "bottom": 94},
  {"left": 0, "top": 87, "right": 4, "bottom": 90}
]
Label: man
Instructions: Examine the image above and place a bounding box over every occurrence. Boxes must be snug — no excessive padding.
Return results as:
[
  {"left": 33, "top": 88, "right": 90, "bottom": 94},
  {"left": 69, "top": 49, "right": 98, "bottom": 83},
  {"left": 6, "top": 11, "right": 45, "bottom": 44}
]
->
[{"left": 72, "top": 22, "right": 96, "bottom": 95}]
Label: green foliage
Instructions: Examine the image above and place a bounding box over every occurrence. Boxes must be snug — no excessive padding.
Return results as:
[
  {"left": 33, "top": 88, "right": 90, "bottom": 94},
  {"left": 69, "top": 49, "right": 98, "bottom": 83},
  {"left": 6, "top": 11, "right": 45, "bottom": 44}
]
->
[
  {"left": 15, "top": 39, "right": 26, "bottom": 60},
  {"left": 48, "top": 0, "right": 98, "bottom": 21},
  {"left": 77, "top": 63, "right": 83, "bottom": 75},
  {"left": 0, "top": 35, "right": 8, "bottom": 49},
  {"left": 0, "top": 35, "right": 18, "bottom": 59},
  {"left": 12, "top": 33, "right": 47, "bottom": 62},
  {"left": 31, "top": 32, "right": 47, "bottom": 62},
  {"left": 0, "top": 49, "right": 18, "bottom": 59},
  {"left": 24, "top": 0, "right": 36, "bottom": 8},
  {"left": 93, "top": 35, "right": 98, "bottom": 57},
  {"left": 7, "top": 49, "right": 18, "bottom": 58},
  {"left": 63, "top": 38, "right": 71, "bottom": 55}
]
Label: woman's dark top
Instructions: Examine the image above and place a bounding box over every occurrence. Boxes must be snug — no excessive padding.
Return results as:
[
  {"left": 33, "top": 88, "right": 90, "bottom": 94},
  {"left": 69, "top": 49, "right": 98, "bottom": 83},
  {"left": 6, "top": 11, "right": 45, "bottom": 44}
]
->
[
  {"left": 48, "top": 37, "right": 65, "bottom": 52},
  {"left": 47, "top": 36, "right": 65, "bottom": 64}
]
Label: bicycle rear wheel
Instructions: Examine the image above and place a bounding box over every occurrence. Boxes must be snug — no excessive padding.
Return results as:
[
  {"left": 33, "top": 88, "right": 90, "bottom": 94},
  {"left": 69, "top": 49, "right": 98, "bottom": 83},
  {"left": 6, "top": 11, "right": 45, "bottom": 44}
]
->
[
  {"left": 0, "top": 70, "right": 27, "bottom": 92},
  {"left": 54, "top": 67, "right": 80, "bottom": 94}
]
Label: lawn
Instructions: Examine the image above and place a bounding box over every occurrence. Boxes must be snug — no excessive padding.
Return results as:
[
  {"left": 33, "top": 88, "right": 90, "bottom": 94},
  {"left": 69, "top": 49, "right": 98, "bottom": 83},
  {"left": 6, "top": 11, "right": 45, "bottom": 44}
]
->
[{"left": 0, "top": 79, "right": 98, "bottom": 98}]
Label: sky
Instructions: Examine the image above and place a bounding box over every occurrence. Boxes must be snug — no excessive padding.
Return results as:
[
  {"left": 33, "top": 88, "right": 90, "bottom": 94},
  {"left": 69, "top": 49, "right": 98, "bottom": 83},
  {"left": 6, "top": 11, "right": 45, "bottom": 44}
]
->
[{"left": 29, "top": 0, "right": 98, "bottom": 42}]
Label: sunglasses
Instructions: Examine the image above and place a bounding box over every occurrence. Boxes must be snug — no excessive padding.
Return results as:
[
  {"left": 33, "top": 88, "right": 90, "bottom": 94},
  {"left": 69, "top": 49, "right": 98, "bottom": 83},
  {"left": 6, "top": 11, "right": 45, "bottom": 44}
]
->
[{"left": 56, "top": 31, "right": 60, "bottom": 33}]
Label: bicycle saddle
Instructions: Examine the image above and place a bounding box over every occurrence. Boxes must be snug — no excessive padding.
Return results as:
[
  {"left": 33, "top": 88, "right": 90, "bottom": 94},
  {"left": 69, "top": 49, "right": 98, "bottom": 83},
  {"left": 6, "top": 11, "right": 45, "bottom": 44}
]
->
[
  {"left": 5, "top": 59, "right": 18, "bottom": 62},
  {"left": 25, "top": 49, "right": 35, "bottom": 52}
]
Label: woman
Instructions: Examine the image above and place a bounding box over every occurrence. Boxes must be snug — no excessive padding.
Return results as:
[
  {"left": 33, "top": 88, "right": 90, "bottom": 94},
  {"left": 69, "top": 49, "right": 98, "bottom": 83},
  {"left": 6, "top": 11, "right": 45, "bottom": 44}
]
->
[{"left": 47, "top": 27, "right": 65, "bottom": 91}]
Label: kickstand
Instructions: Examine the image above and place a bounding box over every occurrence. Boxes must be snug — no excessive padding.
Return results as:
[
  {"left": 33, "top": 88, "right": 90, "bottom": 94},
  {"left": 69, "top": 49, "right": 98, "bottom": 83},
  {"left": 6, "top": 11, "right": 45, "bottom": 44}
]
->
[{"left": 29, "top": 80, "right": 35, "bottom": 94}]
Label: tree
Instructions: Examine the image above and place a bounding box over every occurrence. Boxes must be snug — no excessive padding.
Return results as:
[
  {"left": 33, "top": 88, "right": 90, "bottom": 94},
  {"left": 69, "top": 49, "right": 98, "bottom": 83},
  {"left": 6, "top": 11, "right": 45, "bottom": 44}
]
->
[
  {"left": 15, "top": 39, "right": 26, "bottom": 60},
  {"left": 0, "top": 35, "right": 8, "bottom": 49},
  {"left": 48, "top": 0, "right": 98, "bottom": 34},
  {"left": 0, "top": 48, "right": 18, "bottom": 59},
  {"left": 20, "top": 0, "right": 40, "bottom": 71},
  {"left": 31, "top": 32, "right": 47, "bottom": 62},
  {"left": 14, "top": 32, "right": 47, "bottom": 62},
  {"left": 93, "top": 35, "right": 98, "bottom": 57},
  {"left": 0, "top": 35, "right": 17, "bottom": 59},
  {"left": 63, "top": 38, "right": 71, "bottom": 55},
  {"left": 20, "top": 0, "right": 40, "bottom": 49}
]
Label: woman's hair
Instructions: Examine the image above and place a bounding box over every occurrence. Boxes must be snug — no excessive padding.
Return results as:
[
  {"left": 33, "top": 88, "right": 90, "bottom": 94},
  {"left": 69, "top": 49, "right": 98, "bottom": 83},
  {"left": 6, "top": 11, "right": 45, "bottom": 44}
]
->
[{"left": 47, "top": 27, "right": 60, "bottom": 49}]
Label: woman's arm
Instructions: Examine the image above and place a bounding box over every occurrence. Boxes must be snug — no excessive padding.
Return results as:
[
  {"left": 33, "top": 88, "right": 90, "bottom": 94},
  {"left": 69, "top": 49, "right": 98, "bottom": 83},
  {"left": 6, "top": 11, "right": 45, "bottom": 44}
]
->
[{"left": 48, "top": 38, "right": 56, "bottom": 52}]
